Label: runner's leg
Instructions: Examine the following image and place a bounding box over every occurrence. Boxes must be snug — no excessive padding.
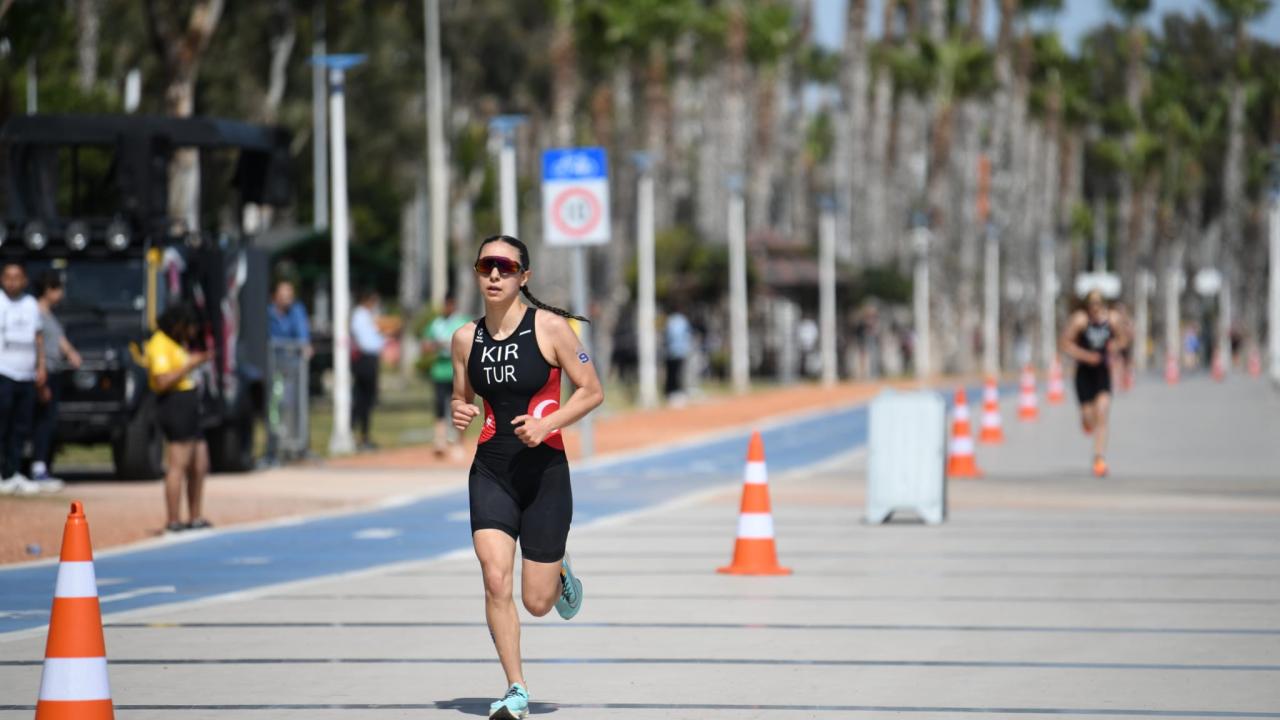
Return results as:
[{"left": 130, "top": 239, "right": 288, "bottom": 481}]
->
[
  {"left": 520, "top": 558, "right": 562, "bottom": 617},
  {"left": 474, "top": 528, "right": 525, "bottom": 688}
]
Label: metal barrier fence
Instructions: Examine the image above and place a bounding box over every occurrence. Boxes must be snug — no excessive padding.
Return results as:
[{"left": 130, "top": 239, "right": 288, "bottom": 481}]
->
[{"left": 266, "top": 340, "right": 311, "bottom": 463}]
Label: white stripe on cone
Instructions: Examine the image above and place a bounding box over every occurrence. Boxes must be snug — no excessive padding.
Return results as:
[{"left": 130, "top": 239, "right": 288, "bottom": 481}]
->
[
  {"left": 736, "top": 513, "right": 775, "bottom": 539},
  {"left": 951, "top": 436, "right": 975, "bottom": 455},
  {"left": 954, "top": 404, "right": 970, "bottom": 421},
  {"left": 39, "top": 657, "right": 111, "bottom": 701},
  {"left": 743, "top": 462, "right": 768, "bottom": 485},
  {"left": 53, "top": 562, "right": 99, "bottom": 599},
  {"left": 983, "top": 386, "right": 997, "bottom": 402},
  {"left": 981, "top": 410, "right": 1000, "bottom": 426}
]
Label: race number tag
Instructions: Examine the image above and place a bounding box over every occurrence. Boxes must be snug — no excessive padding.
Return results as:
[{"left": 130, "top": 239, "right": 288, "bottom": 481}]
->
[{"left": 577, "top": 351, "right": 591, "bottom": 364}]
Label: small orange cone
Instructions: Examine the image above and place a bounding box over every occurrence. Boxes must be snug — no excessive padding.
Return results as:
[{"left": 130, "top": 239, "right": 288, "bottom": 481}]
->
[
  {"left": 1165, "top": 354, "right": 1179, "bottom": 385},
  {"left": 718, "top": 432, "right": 791, "bottom": 576},
  {"left": 946, "top": 389, "right": 982, "bottom": 478},
  {"left": 1046, "top": 359, "right": 1065, "bottom": 404},
  {"left": 1248, "top": 347, "right": 1261, "bottom": 378},
  {"left": 978, "top": 377, "right": 1004, "bottom": 445},
  {"left": 36, "top": 502, "right": 114, "bottom": 720},
  {"left": 1211, "top": 349, "right": 1226, "bottom": 382},
  {"left": 1017, "top": 365, "right": 1039, "bottom": 421}
]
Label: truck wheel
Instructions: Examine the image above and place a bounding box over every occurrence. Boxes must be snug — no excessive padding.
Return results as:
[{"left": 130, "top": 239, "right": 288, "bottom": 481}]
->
[
  {"left": 113, "top": 398, "right": 164, "bottom": 480},
  {"left": 209, "top": 414, "right": 255, "bottom": 473}
]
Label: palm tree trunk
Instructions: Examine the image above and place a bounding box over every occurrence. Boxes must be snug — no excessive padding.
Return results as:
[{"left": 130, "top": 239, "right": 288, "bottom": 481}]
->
[
  {"left": 644, "top": 41, "right": 672, "bottom": 230},
  {"left": 749, "top": 66, "right": 778, "bottom": 233},
  {"left": 144, "top": 0, "right": 226, "bottom": 228},
  {"left": 76, "top": 0, "right": 101, "bottom": 91}
]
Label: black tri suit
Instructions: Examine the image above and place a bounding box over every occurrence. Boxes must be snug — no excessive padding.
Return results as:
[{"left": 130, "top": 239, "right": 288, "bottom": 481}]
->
[
  {"left": 466, "top": 307, "right": 572, "bottom": 563},
  {"left": 1074, "top": 318, "right": 1113, "bottom": 404}
]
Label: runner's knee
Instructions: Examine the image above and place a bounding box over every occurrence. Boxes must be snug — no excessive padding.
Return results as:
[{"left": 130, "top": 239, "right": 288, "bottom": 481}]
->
[{"left": 482, "top": 566, "right": 513, "bottom": 602}]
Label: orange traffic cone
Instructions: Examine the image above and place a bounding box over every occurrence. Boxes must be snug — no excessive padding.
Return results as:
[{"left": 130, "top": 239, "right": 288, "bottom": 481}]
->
[
  {"left": 978, "top": 377, "right": 1004, "bottom": 444},
  {"left": 1248, "top": 347, "right": 1261, "bottom": 377},
  {"left": 1017, "top": 365, "right": 1039, "bottom": 421},
  {"left": 1165, "top": 354, "right": 1179, "bottom": 385},
  {"left": 718, "top": 432, "right": 791, "bottom": 576},
  {"left": 946, "top": 389, "right": 982, "bottom": 478},
  {"left": 36, "top": 502, "right": 114, "bottom": 720},
  {"left": 1047, "top": 358, "right": 1065, "bottom": 405},
  {"left": 1211, "top": 349, "right": 1226, "bottom": 382}
]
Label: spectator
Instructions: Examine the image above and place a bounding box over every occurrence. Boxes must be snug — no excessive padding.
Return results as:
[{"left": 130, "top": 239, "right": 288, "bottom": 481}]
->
[
  {"left": 664, "top": 306, "right": 692, "bottom": 403},
  {"left": 32, "top": 271, "right": 82, "bottom": 490},
  {"left": 0, "top": 262, "right": 48, "bottom": 495},
  {"left": 351, "top": 287, "right": 386, "bottom": 451},
  {"left": 265, "top": 278, "right": 311, "bottom": 465},
  {"left": 146, "top": 303, "right": 212, "bottom": 533},
  {"left": 422, "top": 294, "right": 469, "bottom": 459}
]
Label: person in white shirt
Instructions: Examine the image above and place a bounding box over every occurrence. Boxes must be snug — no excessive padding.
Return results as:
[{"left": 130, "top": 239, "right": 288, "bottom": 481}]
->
[
  {"left": 0, "top": 262, "right": 48, "bottom": 495},
  {"left": 351, "top": 287, "right": 386, "bottom": 451}
]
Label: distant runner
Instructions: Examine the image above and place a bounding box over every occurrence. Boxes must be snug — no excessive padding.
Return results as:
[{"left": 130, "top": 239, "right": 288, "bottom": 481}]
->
[{"left": 1060, "top": 290, "right": 1129, "bottom": 477}]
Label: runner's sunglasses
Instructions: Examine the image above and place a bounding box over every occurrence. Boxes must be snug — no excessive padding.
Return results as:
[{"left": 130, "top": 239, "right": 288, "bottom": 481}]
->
[{"left": 474, "top": 256, "right": 523, "bottom": 277}]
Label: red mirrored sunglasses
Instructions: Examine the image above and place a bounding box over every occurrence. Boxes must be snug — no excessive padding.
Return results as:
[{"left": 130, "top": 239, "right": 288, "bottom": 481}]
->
[{"left": 474, "top": 256, "right": 523, "bottom": 277}]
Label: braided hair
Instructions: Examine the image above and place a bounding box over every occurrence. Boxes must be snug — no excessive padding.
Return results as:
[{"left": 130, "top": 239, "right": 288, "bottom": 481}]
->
[{"left": 477, "top": 234, "right": 590, "bottom": 323}]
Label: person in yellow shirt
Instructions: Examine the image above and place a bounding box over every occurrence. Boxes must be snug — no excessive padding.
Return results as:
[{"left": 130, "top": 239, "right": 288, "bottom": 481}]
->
[{"left": 145, "top": 303, "right": 211, "bottom": 533}]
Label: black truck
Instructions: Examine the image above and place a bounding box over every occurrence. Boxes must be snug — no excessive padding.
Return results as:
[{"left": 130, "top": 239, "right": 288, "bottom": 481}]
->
[{"left": 0, "top": 114, "right": 291, "bottom": 479}]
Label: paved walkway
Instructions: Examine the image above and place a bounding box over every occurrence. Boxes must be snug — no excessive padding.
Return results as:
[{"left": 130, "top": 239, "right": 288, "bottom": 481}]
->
[{"left": 2, "top": 374, "right": 1278, "bottom": 718}]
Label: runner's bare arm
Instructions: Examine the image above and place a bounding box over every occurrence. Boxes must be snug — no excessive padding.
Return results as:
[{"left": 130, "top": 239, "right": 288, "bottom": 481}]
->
[
  {"left": 1110, "top": 309, "right": 1132, "bottom": 350},
  {"left": 450, "top": 322, "right": 480, "bottom": 432},
  {"left": 512, "top": 311, "right": 604, "bottom": 446}
]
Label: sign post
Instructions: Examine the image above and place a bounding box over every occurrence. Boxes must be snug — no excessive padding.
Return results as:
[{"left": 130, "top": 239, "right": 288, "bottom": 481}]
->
[{"left": 542, "top": 147, "right": 611, "bottom": 458}]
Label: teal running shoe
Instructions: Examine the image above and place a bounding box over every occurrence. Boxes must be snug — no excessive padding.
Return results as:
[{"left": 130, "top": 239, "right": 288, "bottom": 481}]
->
[
  {"left": 555, "top": 553, "right": 583, "bottom": 620},
  {"left": 489, "top": 683, "right": 528, "bottom": 719}
]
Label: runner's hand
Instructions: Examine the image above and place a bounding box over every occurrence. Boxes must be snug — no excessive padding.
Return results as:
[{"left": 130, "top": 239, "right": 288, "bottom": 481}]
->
[
  {"left": 1082, "top": 351, "right": 1103, "bottom": 366},
  {"left": 453, "top": 401, "right": 480, "bottom": 432},
  {"left": 511, "top": 415, "right": 551, "bottom": 448}
]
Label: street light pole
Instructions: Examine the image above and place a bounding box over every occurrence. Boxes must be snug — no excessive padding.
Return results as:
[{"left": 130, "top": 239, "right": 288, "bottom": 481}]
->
[
  {"left": 424, "top": 0, "right": 449, "bottom": 307},
  {"left": 490, "top": 116, "right": 524, "bottom": 236},
  {"left": 818, "top": 196, "right": 838, "bottom": 387},
  {"left": 1269, "top": 147, "right": 1280, "bottom": 385},
  {"left": 312, "top": 54, "right": 365, "bottom": 457},
  {"left": 912, "top": 216, "right": 932, "bottom": 381},
  {"left": 634, "top": 153, "right": 658, "bottom": 408},
  {"left": 728, "top": 175, "right": 750, "bottom": 395},
  {"left": 310, "top": 11, "right": 328, "bottom": 230},
  {"left": 983, "top": 223, "right": 1000, "bottom": 377}
]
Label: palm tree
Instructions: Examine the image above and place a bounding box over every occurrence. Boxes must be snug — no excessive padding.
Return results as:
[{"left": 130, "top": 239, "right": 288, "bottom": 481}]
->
[
  {"left": 833, "top": 0, "right": 870, "bottom": 261},
  {"left": 745, "top": 1, "right": 798, "bottom": 234},
  {"left": 142, "top": 0, "right": 227, "bottom": 228},
  {"left": 865, "top": 0, "right": 899, "bottom": 267},
  {"left": 1108, "top": 0, "right": 1151, "bottom": 310},
  {"left": 1210, "top": 0, "right": 1271, "bottom": 354}
]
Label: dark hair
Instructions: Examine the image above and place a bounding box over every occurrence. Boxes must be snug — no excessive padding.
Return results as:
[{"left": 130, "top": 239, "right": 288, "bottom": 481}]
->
[
  {"left": 356, "top": 286, "right": 379, "bottom": 304},
  {"left": 477, "top": 234, "right": 589, "bottom": 323},
  {"left": 157, "top": 303, "right": 196, "bottom": 340},
  {"left": 272, "top": 277, "right": 295, "bottom": 294},
  {"left": 34, "top": 270, "right": 63, "bottom": 298}
]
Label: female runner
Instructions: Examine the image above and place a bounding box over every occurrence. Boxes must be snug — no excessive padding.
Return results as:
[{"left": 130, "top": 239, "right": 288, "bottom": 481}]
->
[
  {"left": 1059, "top": 290, "right": 1129, "bottom": 477},
  {"left": 450, "top": 234, "right": 604, "bottom": 719}
]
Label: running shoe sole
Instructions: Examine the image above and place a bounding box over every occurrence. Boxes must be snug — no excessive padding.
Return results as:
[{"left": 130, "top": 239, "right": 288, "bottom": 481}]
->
[{"left": 489, "top": 706, "right": 527, "bottom": 720}]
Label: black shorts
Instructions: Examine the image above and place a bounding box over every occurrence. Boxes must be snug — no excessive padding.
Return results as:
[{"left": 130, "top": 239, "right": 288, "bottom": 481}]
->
[
  {"left": 433, "top": 380, "right": 452, "bottom": 420},
  {"left": 1075, "top": 365, "right": 1112, "bottom": 404},
  {"left": 469, "top": 445, "right": 572, "bottom": 563},
  {"left": 157, "top": 389, "right": 203, "bottom": 442}
]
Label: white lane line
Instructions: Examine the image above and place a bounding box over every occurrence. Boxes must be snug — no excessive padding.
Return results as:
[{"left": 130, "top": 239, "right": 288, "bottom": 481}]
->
[
  {"left": 353, "top": 528, "right": 402, "bottom": 540},
  {"left": 100, "top": 586, "right": 177, "bottom": 604}
]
